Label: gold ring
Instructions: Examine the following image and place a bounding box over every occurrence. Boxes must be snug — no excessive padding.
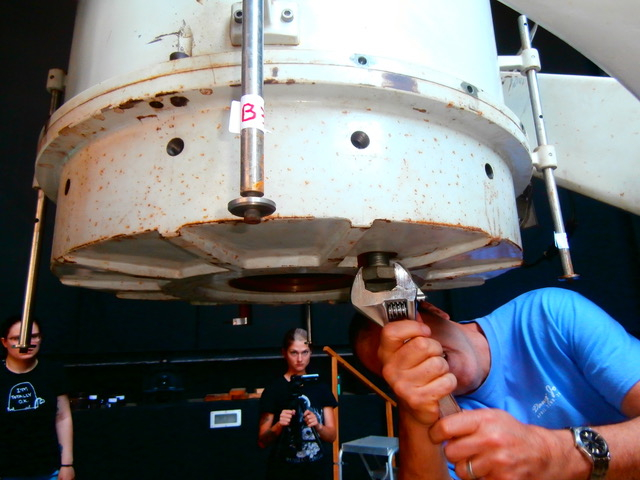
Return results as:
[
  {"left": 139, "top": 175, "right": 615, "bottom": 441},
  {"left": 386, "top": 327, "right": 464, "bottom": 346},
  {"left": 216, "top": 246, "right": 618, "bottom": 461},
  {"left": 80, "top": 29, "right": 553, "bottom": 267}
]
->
[{"left": 466, "top": 459, "right": 478, "bottom": 480}]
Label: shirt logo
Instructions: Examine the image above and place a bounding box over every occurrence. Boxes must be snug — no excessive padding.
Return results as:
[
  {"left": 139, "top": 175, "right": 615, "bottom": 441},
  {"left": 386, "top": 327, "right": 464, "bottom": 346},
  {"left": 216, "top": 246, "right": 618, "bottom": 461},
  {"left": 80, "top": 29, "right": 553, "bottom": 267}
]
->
[
  {"left": 532, "top": 384, "right": 562, "bottom": 418},
  {"left": 7, "top": 382, "right": 45, "bottom": 411}
]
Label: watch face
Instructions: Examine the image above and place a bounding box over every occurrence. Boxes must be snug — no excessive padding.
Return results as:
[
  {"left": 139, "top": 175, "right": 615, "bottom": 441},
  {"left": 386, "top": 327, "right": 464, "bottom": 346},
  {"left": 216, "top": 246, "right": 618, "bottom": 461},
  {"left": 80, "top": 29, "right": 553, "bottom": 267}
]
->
[{"left": 579, "top": 429, "right": 609, "bottom": 459}]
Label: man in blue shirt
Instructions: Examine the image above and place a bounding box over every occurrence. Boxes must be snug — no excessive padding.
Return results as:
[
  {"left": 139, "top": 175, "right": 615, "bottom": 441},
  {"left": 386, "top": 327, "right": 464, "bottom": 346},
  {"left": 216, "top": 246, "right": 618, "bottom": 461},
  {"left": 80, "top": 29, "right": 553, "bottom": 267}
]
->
[{"left": 353, "top": 288, "right": 640, "bottom": 480}]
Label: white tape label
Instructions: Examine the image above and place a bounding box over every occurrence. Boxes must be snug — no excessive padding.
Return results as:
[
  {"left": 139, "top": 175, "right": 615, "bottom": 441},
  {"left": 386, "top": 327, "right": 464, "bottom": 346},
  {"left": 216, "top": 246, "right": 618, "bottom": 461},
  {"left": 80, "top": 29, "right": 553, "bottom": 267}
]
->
[
  {"left": 228, "top": 95, "right": 265, "bottom": 133},
  {"left": 241, "top": 94, "right": 265, "bottom": 131},
  {"left": 554, "top": 232, "right": 569, "bottom": 249}
]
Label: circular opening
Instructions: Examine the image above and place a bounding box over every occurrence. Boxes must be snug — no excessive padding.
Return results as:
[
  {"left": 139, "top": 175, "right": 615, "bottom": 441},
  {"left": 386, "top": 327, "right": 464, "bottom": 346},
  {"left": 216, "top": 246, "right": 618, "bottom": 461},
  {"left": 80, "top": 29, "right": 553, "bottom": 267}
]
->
[
  {"left": 229, "top": 274, "right": 354, "bottom": 293},
  {"left": 166, "top": 138, "right": 185, "bottom": 156},
  {"left": 485, "top": 163, "right": 494, "bottom": 179},
  {"left": 149, "top": 101, "right": 164, "bottom": 109},
  {"left": 281, "top": 9, "right": 293, "bottom": 22},
  {"left": 357, "top": 56, "right": 368, "bottom": 65},
  {"left": 351, "top": 131, "right": 370, "bottom": 149},
  {"left": 234, "top": 10, "right": 243, "bottom": 23},
  {"left": 170, "top": 96, "right": 189, "bottom": 107},
  {"left": 64, "top": 178, "right": 71, "bottom": 195}
]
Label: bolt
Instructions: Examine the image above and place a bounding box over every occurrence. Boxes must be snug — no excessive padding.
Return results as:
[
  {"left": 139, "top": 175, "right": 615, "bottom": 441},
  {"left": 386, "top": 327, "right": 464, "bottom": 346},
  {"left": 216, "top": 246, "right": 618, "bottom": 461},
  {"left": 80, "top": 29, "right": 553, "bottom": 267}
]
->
[{"left": 281, "top": 9, "right": 294, "bottom": 22}]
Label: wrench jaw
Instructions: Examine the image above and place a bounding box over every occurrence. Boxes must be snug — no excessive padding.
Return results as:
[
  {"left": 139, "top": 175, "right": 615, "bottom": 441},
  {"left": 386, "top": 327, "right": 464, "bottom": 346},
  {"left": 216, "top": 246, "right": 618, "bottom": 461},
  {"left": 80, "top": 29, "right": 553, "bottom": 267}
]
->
[{"left": 351, "top": 262, "right": 425, "bottom": 327}]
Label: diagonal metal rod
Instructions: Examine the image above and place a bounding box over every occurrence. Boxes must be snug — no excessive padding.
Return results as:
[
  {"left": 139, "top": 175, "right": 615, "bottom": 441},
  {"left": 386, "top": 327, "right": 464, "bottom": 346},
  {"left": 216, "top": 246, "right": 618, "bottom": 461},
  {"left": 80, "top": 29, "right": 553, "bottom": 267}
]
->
[
  {"left": 17, "top": 69, "right": 65, "bottom": 352},
  {"left": 518, "top": 15, "right": 578, "bottom": 281}
]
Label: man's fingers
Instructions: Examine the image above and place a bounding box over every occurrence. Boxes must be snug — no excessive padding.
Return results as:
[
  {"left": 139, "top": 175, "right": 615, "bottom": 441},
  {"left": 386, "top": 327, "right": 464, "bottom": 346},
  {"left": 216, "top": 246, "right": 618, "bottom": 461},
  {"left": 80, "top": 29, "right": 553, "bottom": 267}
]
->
[
  {"left": 379, "top": 321, "right": 432, "bottom": 355},
  {"left": 429, "top": 409, "right": 480, "bottom": 444}
]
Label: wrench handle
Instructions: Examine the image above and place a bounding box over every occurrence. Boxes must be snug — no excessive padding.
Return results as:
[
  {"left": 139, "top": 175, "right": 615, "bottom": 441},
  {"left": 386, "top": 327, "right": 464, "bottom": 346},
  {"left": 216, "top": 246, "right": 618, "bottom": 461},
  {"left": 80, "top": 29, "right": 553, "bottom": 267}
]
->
[{"left": 438, "top": 394, "right": 461, "bottom": 416}]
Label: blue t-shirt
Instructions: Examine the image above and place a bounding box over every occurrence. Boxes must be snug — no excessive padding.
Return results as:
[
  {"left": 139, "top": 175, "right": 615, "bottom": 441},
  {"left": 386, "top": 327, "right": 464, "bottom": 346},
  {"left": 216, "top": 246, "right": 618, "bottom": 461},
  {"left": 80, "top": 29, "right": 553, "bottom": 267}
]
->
[{"left": 450, "top": 288, "right": 640, "bottom": 478}]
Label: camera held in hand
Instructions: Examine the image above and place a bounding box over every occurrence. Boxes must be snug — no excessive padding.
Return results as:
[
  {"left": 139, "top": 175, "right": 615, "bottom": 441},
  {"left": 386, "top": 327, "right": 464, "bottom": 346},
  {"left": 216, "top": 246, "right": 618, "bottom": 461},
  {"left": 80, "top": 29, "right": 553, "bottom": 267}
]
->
[{"left": 285, "top": 373, "right": 322, "bottom": 453}]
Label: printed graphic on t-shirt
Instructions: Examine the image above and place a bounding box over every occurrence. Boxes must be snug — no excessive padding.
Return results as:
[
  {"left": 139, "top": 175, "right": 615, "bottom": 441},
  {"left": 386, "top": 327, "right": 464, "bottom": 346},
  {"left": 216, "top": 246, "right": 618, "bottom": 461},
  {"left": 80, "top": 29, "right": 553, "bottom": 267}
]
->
[
  {"left": 7, "top": 382, "right": 46, "bottom": 411},
  {"left": 531, "top": 384, "right": 563, "bottom": 419},
  {"left": 286, "top": 394, "right": 323, "bottom": 463}
]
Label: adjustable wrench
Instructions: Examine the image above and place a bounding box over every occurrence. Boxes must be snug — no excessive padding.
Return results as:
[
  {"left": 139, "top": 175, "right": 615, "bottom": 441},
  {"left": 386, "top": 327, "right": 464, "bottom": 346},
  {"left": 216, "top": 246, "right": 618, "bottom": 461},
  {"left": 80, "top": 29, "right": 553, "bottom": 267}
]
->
[{"left": 351, "top": 261, "right": 461, "bottom": 417}]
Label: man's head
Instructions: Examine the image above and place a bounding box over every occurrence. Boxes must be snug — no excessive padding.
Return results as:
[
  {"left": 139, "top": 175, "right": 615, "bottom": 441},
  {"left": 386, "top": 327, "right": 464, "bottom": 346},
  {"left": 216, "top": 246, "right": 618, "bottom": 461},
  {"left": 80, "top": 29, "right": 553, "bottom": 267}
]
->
[{"left": 350, "top": 302, "right": 489, "bottom": 396}]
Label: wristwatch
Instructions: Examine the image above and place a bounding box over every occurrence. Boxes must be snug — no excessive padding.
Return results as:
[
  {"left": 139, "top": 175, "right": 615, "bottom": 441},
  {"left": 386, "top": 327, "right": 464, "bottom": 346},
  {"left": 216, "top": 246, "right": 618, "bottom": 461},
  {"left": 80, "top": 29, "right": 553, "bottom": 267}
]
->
[{"left": 569, "top": 426, "right": 610, "bottom": 480}]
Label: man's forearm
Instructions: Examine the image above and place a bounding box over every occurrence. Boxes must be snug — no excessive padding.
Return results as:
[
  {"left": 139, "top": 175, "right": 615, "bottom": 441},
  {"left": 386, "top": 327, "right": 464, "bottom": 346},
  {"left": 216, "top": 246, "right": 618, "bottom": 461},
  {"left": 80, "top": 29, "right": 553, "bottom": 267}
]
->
[
  {"left": 398, "top": 407, "right": 451, "bottom": 480},
  {"left": 596, "top": 416, "right": 640, "bottom": 480}
]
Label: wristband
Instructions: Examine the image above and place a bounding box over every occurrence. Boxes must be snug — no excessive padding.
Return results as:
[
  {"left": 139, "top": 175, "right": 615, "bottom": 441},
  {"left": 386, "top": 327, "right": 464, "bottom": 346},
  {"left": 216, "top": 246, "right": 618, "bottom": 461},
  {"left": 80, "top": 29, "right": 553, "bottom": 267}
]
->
[{"left": 61, "top": 464, "right": 74, "bottom": 468}]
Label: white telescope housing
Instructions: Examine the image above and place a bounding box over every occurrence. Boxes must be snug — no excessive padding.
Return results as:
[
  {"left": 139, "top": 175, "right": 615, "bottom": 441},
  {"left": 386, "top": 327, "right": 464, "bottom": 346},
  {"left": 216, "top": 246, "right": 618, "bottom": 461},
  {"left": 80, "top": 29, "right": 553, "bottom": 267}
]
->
[{"left": 36, "top": 0, "right": 533, "bottom": 303}]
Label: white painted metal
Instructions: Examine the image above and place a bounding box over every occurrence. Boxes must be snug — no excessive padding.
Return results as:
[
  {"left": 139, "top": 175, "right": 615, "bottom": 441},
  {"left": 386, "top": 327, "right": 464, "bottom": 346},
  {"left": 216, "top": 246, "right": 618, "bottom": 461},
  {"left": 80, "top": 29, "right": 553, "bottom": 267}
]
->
[
  {"left": 37, "top": 0, "right": 532, "bottom": 303},
  {"left": 503, "top": 73, "right": 640, "bottom": 215},
  {"left": 498, "top": 0, "right": 640, "bottom": 100}
]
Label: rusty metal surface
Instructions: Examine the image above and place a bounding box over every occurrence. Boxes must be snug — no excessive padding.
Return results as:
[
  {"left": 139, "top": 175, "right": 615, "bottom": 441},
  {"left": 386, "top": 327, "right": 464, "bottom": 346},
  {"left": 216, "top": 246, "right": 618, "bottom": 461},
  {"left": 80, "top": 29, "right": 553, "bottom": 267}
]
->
[{"left": 34, "top": 0, "right": 532, "bottom": 303}]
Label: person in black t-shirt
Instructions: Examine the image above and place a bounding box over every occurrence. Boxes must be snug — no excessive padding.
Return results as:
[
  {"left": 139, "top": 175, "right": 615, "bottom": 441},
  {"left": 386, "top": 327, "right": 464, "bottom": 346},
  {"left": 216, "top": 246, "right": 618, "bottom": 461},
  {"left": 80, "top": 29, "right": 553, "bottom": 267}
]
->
[
  {"left": 258, "top": 328, "right": 338, "bottom": 480},
  {"left": 0, "top": 316, "right": 75, "bottom": 480}
]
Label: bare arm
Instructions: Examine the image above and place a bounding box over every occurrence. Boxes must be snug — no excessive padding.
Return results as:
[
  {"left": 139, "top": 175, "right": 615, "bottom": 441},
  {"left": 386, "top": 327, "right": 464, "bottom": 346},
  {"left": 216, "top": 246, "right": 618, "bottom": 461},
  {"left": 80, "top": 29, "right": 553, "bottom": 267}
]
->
[
  {"left": 55, "top": 395, "right": 75, "bottom": 480},
  {"left": 378, "top": 321, "right": 456, "bottom": 480},
  {"left": 595, "top": 380, "right": 640, "bottom": 480},
  {"left": 430, "top": 381, "right": 640, "bottom": 480},
  {"left": 304, "top": 406, "right": 337, "bottom": 443},
  {"left": 258, "top": 409, "right": 294, "bottom": 448}
]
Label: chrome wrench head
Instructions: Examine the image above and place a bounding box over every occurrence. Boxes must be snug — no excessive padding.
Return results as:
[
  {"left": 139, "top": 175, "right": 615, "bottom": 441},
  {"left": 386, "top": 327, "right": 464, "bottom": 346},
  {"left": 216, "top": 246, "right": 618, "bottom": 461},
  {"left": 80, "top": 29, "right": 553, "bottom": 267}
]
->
[{"left": 351, "top": 262, "right": 426, "bottom": 327}]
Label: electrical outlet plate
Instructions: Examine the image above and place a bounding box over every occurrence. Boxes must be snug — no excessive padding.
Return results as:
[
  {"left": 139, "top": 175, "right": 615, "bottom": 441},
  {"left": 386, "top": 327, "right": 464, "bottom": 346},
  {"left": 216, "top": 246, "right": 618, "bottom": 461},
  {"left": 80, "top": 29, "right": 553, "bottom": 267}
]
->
[{"left": 210, "top": 409, "right": 242, "bottom": 428}]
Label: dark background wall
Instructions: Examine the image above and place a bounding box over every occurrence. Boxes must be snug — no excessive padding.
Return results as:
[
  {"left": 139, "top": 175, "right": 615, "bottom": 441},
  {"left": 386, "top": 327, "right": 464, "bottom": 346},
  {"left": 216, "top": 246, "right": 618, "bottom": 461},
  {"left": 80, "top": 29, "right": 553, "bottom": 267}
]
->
[{"left": 2, "top": 2, "right": 639, "bottom": 479}]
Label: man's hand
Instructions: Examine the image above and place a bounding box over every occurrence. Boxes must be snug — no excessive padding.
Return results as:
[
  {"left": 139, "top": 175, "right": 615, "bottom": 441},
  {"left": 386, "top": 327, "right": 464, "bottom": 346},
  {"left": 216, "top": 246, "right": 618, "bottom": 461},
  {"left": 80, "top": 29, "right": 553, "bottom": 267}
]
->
[
  {"left": 430, "top": 408, "right": 570, "bottom": 480},
  {"left": 379, "top": 320, "right": 457, "bottom": 426}
]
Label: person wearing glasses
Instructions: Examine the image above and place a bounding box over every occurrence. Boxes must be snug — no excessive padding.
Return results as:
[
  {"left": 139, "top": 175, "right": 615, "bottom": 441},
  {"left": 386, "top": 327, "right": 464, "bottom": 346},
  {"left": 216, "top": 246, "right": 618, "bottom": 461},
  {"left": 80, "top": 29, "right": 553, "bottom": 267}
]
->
[
  {"left": 258, "top": 328, "right": 338, "bottom": 480},
  {"left": 0, "top": 316, "right": 75, "bottom": 480}
]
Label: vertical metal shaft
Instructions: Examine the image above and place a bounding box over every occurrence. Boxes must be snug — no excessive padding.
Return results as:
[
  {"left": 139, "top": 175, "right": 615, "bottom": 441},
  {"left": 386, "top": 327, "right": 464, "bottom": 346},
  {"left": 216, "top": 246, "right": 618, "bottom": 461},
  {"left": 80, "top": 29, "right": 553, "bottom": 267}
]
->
[
  {"left": 228, "top": 0, "right": 276, "bottom": 224},
  {"left": 241, "top": 0, "right": 264, "bottom": 198},
  {"left": 518, "top": 15, "right": 578, "bottom": 280},
  {"left": 305, "top": 302, "right": 313, "bottom": 345}
]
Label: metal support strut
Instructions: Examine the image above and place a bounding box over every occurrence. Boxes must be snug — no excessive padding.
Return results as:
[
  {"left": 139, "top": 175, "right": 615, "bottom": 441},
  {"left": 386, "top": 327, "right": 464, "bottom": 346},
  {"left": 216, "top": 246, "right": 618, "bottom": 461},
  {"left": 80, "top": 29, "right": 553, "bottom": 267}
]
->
[
  {"left": 517, "top": 15, "right": 579, "bottom": 281},
  {"left": 228, "top": 0, "right": 276, "bottom": 224},
  {"left": 16, "top": 69, "right": 65, "bottom": 352}
]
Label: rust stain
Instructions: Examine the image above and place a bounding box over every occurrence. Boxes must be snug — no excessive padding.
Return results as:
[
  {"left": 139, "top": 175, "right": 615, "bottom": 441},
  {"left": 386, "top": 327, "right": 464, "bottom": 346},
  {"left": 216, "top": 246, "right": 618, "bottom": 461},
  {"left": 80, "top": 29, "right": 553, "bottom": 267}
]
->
[
  {"left": 118, "top": 99, "right": 144, "bottom": 110},
  {"left": 413, "top": 108, "right": 427, "bottom": 113},
  {"left": 199, "top": 88, "right": 213, "bottom": 95},
  {"left": 155, "top": 91, "right": 178, "bottom": 97},
  {"left": 136, "top": 115, "right": 158, "bottom": 121}
]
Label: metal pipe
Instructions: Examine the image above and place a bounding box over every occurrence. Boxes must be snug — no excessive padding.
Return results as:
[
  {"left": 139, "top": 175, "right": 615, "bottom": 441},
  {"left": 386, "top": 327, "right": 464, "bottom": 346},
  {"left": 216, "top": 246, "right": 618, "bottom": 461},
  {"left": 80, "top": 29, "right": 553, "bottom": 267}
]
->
[
  {"left": 228, "top": 0, "right": 276, "bottom": 224},
  {"left": 16, "top": 69, "right": 65, "bottom": 352},
  {"left": 305, "top": 302, "right": 313, "bottom": 345},
  {"left": 17, "top": 187, "right": 46, "bottom": 352},
  {"left": 518, "top": 15, "right": 578, "bottom": 280},
  {"left": 241, "top": 0, "right": 263, "bottom": 197}
]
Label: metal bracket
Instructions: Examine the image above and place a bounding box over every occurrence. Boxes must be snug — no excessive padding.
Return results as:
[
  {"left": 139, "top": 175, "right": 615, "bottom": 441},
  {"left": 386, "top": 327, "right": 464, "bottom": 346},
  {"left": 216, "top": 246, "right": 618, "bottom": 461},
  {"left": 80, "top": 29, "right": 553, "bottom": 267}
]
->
[
  {"left": 230, "top": 1, "right": 300, "bottom": 46},
  {"left": 532, "top": 144, "right": 557, "bottom": 170},
  {"left": 498, "top": 47, "right": 541, "bottom": 73}
]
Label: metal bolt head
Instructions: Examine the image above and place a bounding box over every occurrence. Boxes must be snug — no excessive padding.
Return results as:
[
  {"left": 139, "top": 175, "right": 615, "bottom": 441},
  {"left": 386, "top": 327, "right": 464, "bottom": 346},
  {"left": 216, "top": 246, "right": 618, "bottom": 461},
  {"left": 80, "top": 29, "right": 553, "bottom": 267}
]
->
[
  {"left": 361, "top": 265, "right": 396, "bottom": 283},
  {"left": 281, "top": 9, "right": 294, "bottom": 22}
]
